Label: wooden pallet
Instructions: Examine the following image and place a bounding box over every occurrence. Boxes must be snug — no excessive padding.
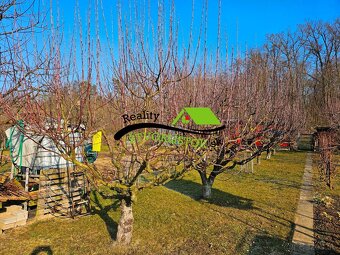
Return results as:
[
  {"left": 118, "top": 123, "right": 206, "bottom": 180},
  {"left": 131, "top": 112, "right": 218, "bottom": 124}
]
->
[{"left": 36, "top": 168, "right": 89, "bottom": 219}]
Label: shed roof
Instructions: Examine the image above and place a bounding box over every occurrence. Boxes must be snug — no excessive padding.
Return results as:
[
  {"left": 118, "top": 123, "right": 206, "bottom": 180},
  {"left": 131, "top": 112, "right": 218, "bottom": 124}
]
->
[{"left": 0, "top": 180, "right": 29, "bottom": 202}]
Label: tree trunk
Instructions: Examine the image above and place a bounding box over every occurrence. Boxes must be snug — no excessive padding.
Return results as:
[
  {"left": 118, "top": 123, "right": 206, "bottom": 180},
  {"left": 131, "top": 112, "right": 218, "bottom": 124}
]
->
[
  {"left": 256, "top": 155, "right": 261, "bottom": 164},
  {"left": 116, "top": 198, "right": 134, "bottom": 245},
  {"left": 202, "top": 182, "right": 212, "bottom": 199},
  {"left": 198, "top": 171, "right": 213, "bottom": 200},
  {"left": 266, "top": 148, "right": 272, "bottom": 159}
]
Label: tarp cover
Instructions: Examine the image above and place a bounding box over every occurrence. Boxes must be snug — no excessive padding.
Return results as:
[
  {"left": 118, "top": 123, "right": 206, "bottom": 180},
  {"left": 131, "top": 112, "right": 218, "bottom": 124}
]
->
[{"left": 5, "top": 126, "right": 83, "bottom": 170}]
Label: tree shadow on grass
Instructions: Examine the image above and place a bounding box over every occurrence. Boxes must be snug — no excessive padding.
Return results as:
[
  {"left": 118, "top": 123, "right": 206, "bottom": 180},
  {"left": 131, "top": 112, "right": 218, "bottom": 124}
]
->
[
  {"left": 30, "top": 245, "right": 53, "bottom": 255},
  {"left": 211, "top": 202, "right": 316, "bottom": 255},
  {"left": 253, "top": 177, "right": 303, "bottom": 190},
  {"left": 164, "top": 179, "right": 253, "bottom": 210},
  {"left": 245, "top": 234, "right": 292, "bottom": 255},
  {"left": 90, "top": 191, "right": 119, "bottom": 240},
  {"left": 248, "top": 233, "right": 314, "bottom": 255}
]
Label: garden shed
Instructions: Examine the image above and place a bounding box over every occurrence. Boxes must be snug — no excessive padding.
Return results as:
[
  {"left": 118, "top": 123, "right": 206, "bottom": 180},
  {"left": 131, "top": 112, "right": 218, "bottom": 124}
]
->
[{"left": 0, "top": 122, "right": 91, "bottom": 232}]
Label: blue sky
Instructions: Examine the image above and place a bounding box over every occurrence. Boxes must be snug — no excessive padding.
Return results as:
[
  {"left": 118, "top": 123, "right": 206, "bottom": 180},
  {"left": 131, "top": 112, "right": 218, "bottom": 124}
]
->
[
  {"left": 51, "top": 0, "right": 339, "bottom": 49},
  {"left": 42, "top": 0, "right": 340, "bottom": 77}
]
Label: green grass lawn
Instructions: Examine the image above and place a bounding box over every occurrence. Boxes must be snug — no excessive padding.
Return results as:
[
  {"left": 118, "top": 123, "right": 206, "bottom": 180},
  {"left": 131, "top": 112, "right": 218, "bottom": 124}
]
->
[{"left": 0, "top": 151, "right": 307, "bottom": 255}]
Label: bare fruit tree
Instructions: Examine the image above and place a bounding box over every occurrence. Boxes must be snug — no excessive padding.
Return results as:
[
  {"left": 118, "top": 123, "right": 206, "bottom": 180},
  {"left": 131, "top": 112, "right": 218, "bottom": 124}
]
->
[
  {"left": 97, "top": 1, "right": 203, "bottom": 244},
  {"left": 0, "top": 0, "right": 49, "bottom": 166},
  {"left": 0, "top": 0, "right": 47, "bottom": 109},
  {"left": 165, "top": 9, "right": 301, "bottom": 199}
]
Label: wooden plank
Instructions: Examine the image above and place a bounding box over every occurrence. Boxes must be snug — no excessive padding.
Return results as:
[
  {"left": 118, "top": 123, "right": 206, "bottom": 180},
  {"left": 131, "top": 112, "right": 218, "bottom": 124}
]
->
[
  {"left": 38, "top": 185, "right": 69, "bottom": 192},
  {"left": 45, "top": 203, "right": 77, "bottom": 211},
  {"left": 38, "top": 196, "right": 82, "bottom": 207},
  {"left": 39, "top": 207, "right": 69, "bottom": 215},
  {"left": 39, "top": 194, "right": 64, "bottom": 202},
  {"left": 39, "top": 180, "right": 67, "bottom": 186},
  {"left": 40, "top": 202, "right": 83, "bottom": 211},
  {"left": 39, "top": 195, "right": 82, "bottom": 205},
  {"left": 45, "top": 201, "right": 72, "bottom": 209},
  {"left": 0, "top": 213, "right": 27, "bottom": 230},
  {"left": 40, "top": 171, "right": 67, "bottom": 177},
  {"left": 39, "top": 175, "right": 66, "bottom": 181},
  {"left": 41, "top": 169, "right": 67, "bottom": 175},
  {"left": 0, "top": 197, "right": 7, "bottom": 203},
  {"left": 0, "top": 213, "right": 15, "bottom": 221},
  {"left": 28, "top": 200, "right": 37, "bottom": 207},
  {"left": 0, "top": 196, "right": 27, "bottom": 202},
  {"left": 6, "top": 205, "right": 23, "bottom": 212},
  {"left": 0, "top": 222, "right": 16, "bottom": 230},
  {"left": 38, "top": 195, "right": 64, "bottom": 202},
  {"left": 40, "top": 190, "right": 83, "bottom": 198},
  {"left": 29, "top": 175, "right": 40, "bottom": 178},
  {"left": 29, "top": 190, "right": 39, "bottom": 200},
  {"left": 41, "top": 179, "right": 65, "bottom": 184},
  {"left": 39, "top": 177, "right": 64, "bottom": 183},
  {"left": 43, "top": 172, "right": 67, "bottom": 178}
]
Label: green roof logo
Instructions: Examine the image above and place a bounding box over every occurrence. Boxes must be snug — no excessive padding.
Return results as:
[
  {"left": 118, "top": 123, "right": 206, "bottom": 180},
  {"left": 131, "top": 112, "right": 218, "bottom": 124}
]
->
[{"left": 171, "top": 107, "right": 221, "bottom": 126}]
